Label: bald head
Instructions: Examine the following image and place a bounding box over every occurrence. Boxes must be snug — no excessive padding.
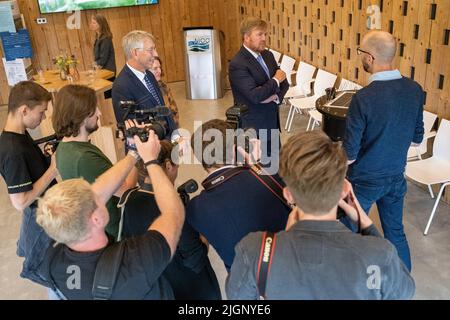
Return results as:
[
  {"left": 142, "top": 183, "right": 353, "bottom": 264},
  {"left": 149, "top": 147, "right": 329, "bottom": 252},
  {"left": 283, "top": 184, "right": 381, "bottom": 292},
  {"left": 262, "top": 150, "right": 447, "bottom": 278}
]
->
[{"left": 362, "top": 30, "right": 397, "bottom": 64}]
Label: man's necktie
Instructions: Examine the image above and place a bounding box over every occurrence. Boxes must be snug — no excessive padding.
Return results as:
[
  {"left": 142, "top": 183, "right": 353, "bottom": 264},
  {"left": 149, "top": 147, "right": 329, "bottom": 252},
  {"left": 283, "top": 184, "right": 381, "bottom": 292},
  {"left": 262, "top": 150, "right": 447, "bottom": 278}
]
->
[
  {"left": 144, "top": 73, "right": 163, "bottom": 106},
  {"left": 257, "top": 54, "right": 270, "bottom": 78}
]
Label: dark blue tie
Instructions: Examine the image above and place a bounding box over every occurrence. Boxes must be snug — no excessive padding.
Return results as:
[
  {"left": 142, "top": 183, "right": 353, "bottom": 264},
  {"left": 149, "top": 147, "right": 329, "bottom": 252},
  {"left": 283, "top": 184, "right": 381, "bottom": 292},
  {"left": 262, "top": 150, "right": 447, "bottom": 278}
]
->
[
  {"left": 144, "top": 73, "right": 163, "bottom": 106},
  {"left": 257, "top": 54, "right": 270, "bottom": 78}
]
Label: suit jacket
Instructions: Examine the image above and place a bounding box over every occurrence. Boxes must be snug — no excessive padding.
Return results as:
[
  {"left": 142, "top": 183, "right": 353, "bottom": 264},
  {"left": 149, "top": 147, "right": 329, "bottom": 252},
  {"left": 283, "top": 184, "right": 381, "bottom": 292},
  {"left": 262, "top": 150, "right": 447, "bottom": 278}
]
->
[
  {"left": 112, "top": 64, "right": 177, "bottom": 135},
  {"left": 229, "top": 46, "right": 289, "bottom": 132}
]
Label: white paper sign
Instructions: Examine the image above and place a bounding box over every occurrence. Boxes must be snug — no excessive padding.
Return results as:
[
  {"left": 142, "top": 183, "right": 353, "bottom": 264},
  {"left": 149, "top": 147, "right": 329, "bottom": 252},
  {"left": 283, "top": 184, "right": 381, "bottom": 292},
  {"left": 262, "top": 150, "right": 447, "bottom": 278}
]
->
[{"left": 2, "top": 57, "right": 28, "bottom": 85}]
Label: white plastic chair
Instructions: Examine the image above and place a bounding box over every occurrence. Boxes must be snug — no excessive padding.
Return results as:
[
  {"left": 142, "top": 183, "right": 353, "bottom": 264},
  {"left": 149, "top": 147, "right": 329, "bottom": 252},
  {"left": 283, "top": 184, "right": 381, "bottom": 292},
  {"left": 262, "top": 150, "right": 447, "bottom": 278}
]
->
[
  {"left": 285, "top": 61, "right": 317, "bottom": 99},
  {"left": 306, "top": 109, "right": 322, "bottom": 131},
  {"left": 405, "top": 118, "right": 450, "bottom": 235},
  {"left": 285, "top": 69, "right": 337, "bottom": 132},
  {"left": 284, "top": 62, "right": 317, "bottom": 131},
  {"left": 338, "top": 78, "right": 363, "bottom": 91},
  {"left": 269, "top": 48, "right": 282, "bottom": 64},
  {"left": 407, "top": 110, "right": 438, "bottom": 162},
  {"left": 279, "top": 54, "right": 296, "bottom": 85}
]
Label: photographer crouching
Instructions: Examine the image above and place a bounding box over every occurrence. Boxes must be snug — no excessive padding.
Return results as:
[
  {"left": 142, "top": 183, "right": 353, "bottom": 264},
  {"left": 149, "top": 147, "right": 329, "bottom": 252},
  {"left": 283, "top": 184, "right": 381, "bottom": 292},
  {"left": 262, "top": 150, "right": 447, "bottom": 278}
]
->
[
  {"left": 36, "top": 132, "right": 185, "bottom": 299},
  {"left": 118, "top": 140, "right": 221, "bottom": 300},
  {"left": 0, "top": 81, "right": 58, "bottom": 294}
]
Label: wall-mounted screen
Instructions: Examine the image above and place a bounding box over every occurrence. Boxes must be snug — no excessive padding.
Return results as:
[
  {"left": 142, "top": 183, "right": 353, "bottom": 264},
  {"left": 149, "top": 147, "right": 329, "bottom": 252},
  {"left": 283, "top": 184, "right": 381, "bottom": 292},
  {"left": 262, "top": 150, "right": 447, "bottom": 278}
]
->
[{"left": 38, "top": 0, "right": 158, "bottom": 14}]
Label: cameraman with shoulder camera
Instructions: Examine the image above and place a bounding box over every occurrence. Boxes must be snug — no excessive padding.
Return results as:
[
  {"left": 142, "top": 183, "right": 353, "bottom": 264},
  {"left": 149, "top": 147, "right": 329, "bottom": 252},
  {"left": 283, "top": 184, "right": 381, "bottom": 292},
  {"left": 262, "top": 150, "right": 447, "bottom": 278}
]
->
[
  {"left": 119, "top": 140, "right": 221, "bottom": 300},
  {"left": 226, "top": 131, "right": 415, "bottom": 300},
  {"left": 186, "top": 119, "right": 290, "bottom": 272},
  {"left": 0, "top": 81, "right": 58, "bottom": 289},
  {"left": 36, "top": 132, "right": 185, "bottom": 299},
  {"left": 52, "top": 84, "right": 138, "bottom": 239}
]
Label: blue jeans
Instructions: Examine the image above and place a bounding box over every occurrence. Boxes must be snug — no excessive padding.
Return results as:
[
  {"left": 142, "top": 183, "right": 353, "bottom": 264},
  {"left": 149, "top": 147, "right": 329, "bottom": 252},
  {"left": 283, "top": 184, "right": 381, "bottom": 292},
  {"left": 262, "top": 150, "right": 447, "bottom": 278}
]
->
[{"left": 347, "top": 174, "right": 411, "bottom": 271}]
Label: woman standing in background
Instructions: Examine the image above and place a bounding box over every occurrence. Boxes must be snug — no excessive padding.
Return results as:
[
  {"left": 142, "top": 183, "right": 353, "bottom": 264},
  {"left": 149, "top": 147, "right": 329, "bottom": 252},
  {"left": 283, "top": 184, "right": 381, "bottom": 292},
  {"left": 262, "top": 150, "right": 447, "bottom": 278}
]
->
[
  {"left": 150, "top": 57, "right": 180, "bottom": 127},
  {"left": 90, "top": 14, "right": 116, "bottom": 98}
]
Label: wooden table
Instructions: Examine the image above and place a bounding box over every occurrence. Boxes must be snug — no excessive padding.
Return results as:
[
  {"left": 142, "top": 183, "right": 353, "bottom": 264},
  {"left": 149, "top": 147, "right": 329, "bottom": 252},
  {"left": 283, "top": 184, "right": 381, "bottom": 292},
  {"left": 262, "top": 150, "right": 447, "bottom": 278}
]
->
[{"left": 30, "top": 69, "right": 124, "bottom": 163}]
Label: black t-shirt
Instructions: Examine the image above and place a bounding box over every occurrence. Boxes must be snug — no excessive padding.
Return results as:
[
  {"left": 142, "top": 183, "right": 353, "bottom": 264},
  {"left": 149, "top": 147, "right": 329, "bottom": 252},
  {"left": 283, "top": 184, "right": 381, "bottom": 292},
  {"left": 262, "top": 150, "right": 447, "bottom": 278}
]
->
[
  {"left": 47, "top": 232, "right": 174, "bottom": 300},
  {"left": 0, "top": 130, "right": 55, "bottom": 195}
]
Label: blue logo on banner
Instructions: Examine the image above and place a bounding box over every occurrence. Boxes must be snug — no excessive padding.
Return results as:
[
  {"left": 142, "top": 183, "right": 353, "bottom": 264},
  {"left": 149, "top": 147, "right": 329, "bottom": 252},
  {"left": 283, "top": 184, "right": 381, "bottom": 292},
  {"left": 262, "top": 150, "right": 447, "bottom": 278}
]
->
[{"left": 188, "top": 37, "right": 211, "bottom": 52}]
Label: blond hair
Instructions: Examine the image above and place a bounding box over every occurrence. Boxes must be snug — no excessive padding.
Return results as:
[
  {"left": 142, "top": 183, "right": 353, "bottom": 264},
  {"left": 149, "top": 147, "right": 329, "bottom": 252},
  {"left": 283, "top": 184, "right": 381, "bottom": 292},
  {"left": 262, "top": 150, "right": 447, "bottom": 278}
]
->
[
  {"left": 122, "top": 30, "right": 156, "bottom": 60},
  {"left": 279, "top": 131, "right": 348, "bottom": 214},
  {"left": 36, "top": 179, "right": 97, "bottom": 245},
  {"left": 240, "top": 17, "right": 268, "bottom": 38}
]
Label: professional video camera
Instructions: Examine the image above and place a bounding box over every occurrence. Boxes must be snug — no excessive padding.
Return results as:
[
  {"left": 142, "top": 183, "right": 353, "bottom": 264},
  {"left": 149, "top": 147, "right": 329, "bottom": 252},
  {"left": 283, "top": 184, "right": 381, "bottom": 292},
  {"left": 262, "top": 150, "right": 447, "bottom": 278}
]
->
[
  {"left": 177, "top": 179, "right": 198, "bottom": 206},
  {"left": 225, "top": 103, "right": 249, "bottom": 130},
  {"left": 116, "top": 100, "right": 171, "bottom": 141},
  {"left": 225, "top": 103, "right": 256, "bottom": 160},
  {"left": 34, "top": 134, "right": 60, "bottom": 157}
]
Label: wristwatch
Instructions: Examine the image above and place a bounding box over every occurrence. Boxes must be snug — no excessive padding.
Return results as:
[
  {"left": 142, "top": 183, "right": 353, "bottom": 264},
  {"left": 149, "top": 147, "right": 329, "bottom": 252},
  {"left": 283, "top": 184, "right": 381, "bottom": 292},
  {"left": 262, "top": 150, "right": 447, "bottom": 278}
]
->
[
  {"left": 144, "top": 159, "right": 160, "bottom": 167},
  {"left": 128, "top": 150, "right": 141, "bottom": 161}
]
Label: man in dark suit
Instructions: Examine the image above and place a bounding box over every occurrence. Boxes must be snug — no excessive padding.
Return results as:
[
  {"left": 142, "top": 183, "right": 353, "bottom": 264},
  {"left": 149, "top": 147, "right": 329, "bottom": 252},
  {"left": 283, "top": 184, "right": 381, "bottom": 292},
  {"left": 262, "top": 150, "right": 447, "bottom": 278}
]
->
[
  {"left": 112, "top": 30, "right": 176, "bottom": 138},
  {"left": 229, "top": 17, "right": 289, "bottom": 159}
]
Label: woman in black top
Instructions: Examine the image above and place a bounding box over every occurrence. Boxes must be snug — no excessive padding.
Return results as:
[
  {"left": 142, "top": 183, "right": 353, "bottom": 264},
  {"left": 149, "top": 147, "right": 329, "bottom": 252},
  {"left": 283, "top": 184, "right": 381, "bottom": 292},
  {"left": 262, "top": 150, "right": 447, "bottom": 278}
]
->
[
  {"left": 90, "top": 14, "right": 116, "bottom": 74},
  {"left": 90, "top": 15, "right": 116, "bottom": 98}
]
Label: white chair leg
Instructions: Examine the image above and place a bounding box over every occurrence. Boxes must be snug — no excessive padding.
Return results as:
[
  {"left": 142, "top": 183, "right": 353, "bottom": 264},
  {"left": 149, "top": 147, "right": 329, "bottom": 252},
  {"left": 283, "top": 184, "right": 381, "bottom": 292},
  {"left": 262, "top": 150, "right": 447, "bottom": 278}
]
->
[
  {"left": 287, "top": 108, "right": 298, "bottom": 133},
  {"left": 306, "top": 116, "right": 313, "bottom": 131},
  {"left": 285, "top": 105, "right": 294, "bottom": 130},
  {"left": 428, "top": 185, "right": 434, "bottom": 199},
  {"left": 424, "top": 182, "right": 450, "bottom": 235}
]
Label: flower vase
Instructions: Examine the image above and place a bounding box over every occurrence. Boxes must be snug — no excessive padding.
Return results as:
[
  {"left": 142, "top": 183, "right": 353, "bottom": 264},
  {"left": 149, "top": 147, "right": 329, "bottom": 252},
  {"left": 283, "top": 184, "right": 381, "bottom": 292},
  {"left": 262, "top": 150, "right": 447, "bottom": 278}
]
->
[
  {"left": 69, "top": 65, "right": 80, "bottom": 82},
  {"left": 59, "top": 68, "right": 68, "bottom": 81}
]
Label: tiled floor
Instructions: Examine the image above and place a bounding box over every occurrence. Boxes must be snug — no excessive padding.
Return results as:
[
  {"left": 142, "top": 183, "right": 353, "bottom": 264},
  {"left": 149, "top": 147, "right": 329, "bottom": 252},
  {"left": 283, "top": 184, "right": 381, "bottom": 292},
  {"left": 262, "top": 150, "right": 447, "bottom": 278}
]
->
[{"left": 0, "top": 81, "right": 449, "bottom": 299}]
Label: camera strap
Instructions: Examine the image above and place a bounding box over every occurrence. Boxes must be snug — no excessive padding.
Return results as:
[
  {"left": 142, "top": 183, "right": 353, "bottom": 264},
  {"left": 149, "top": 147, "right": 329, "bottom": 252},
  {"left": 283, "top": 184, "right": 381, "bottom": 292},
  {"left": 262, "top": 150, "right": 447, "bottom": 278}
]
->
[
  {"left": 249, "top": 163, "right": 292, "bottom": 210},
  {"left": 256, "top": 231, "right": 276, "bottom": 300},
  {"left": 202, "top": 164, "right": 291, "bottom": 210},
  {"left": 92, "top": 241, "right": 126, "bottom": 300},
  {"left": 202, "top": 167, "right": 248, "bottom": 191},
  {"left": 116, "top": 186, "right": 140, "bottom": 242}
]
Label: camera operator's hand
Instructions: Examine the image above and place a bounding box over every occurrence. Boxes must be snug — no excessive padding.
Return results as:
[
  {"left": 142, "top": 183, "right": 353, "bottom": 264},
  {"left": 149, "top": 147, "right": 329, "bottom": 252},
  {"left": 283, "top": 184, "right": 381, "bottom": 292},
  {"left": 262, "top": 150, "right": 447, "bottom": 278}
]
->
[
  {"left": 49, "top": 153, "right": 58, "bottom": 176},
  {"left": 338, "top": 179, "right": 373, "bottom": 229},
  {"left": 237, "top": 138, "right": 261, "bottom": 165},
  {"left": 274, "top": 69, "right": 286, "bottom": 82},
  {"left": 134, "top": 130, "right": 161, "bottom": 162}
]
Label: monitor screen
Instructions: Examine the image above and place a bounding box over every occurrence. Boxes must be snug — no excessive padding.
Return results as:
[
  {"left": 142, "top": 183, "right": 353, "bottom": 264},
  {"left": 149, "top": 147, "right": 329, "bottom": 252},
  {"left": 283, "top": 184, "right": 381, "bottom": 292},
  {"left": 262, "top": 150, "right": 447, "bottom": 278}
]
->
[{"left": 38, "top": 0, "right": 159, "bottom": 14}]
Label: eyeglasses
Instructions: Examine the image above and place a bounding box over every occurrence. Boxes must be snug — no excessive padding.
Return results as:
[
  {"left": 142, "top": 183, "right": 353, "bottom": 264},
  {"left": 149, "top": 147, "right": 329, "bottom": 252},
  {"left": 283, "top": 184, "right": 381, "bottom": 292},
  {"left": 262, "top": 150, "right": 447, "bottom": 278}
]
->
[
  {"left": 136, "top": 47, "right": 155, "bottom": 54},
  {"left": 357, "top": 47, "right": 375, "bottom": 60}
]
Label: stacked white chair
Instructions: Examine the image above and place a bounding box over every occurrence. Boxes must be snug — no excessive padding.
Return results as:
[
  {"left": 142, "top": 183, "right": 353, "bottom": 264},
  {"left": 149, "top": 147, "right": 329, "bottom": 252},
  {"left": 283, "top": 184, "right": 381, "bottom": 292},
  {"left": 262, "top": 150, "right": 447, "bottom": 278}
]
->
[
  {"left": 286, "top": 69, "right": 337, "bottom": 132},
  {"left": 338, "top": 78, "right": 363, "bottom": 91},
  {"left": 405, "top": 118, "right": 450, "bottom": 235},
  {"left": 407, "top": 110, "right": 438, "bottom": 162},
  {"left": 279, "top": 54, "right": 296, "bottom": 85},
  {"left": 269, "top": 48, "right": 282, "bottom": 64}
]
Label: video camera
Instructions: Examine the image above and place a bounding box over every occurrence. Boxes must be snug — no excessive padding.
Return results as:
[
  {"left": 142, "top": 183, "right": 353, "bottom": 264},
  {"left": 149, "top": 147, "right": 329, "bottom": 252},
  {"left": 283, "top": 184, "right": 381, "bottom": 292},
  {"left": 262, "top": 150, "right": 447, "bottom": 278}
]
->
[
  {"left": 225, "top": 103, "right": 248, "bottom": 130},
  {"left": 34, "top": 134, "right": 60, "bottom": 157},
  {"left": 116, "top": 100, "right": 170, "bottom": 142},
  {"left": 225, "top": 103, "right": 256, "bottom": 161},
  {"left": 177, "top": 179, "right": 198, "bottom": 206}
]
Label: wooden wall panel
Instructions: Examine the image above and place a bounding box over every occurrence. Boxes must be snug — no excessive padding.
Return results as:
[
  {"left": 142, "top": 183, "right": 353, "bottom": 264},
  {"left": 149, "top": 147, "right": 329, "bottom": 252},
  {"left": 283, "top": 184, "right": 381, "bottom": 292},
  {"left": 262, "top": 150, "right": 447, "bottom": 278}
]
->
[
  {"left": 0, "top": 0, "right": 240, "bottom": 104},
  {"left": 238, "top": 0, "right": 449, "bottom": 119}
]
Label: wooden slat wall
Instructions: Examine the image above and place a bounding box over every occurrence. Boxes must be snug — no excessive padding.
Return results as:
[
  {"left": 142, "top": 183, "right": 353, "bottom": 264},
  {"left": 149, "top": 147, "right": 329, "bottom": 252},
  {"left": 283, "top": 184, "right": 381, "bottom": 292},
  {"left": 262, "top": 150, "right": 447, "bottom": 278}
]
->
[
  {"left": 0, "top": 0, "right": 240, "bottom": 104},
  {"left": 240, "top": 0, "right": 450, "bottom": 119},
  {"left": 240, "top": 0, "right": 450, "bottom": 202}
]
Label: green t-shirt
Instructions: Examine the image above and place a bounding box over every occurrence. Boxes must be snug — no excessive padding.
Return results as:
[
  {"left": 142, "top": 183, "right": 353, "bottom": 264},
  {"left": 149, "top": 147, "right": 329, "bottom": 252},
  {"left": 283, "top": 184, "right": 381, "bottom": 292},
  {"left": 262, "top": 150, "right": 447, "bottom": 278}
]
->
[{"left": 56, "top": 141, "right": 120, "bottom": 238}]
